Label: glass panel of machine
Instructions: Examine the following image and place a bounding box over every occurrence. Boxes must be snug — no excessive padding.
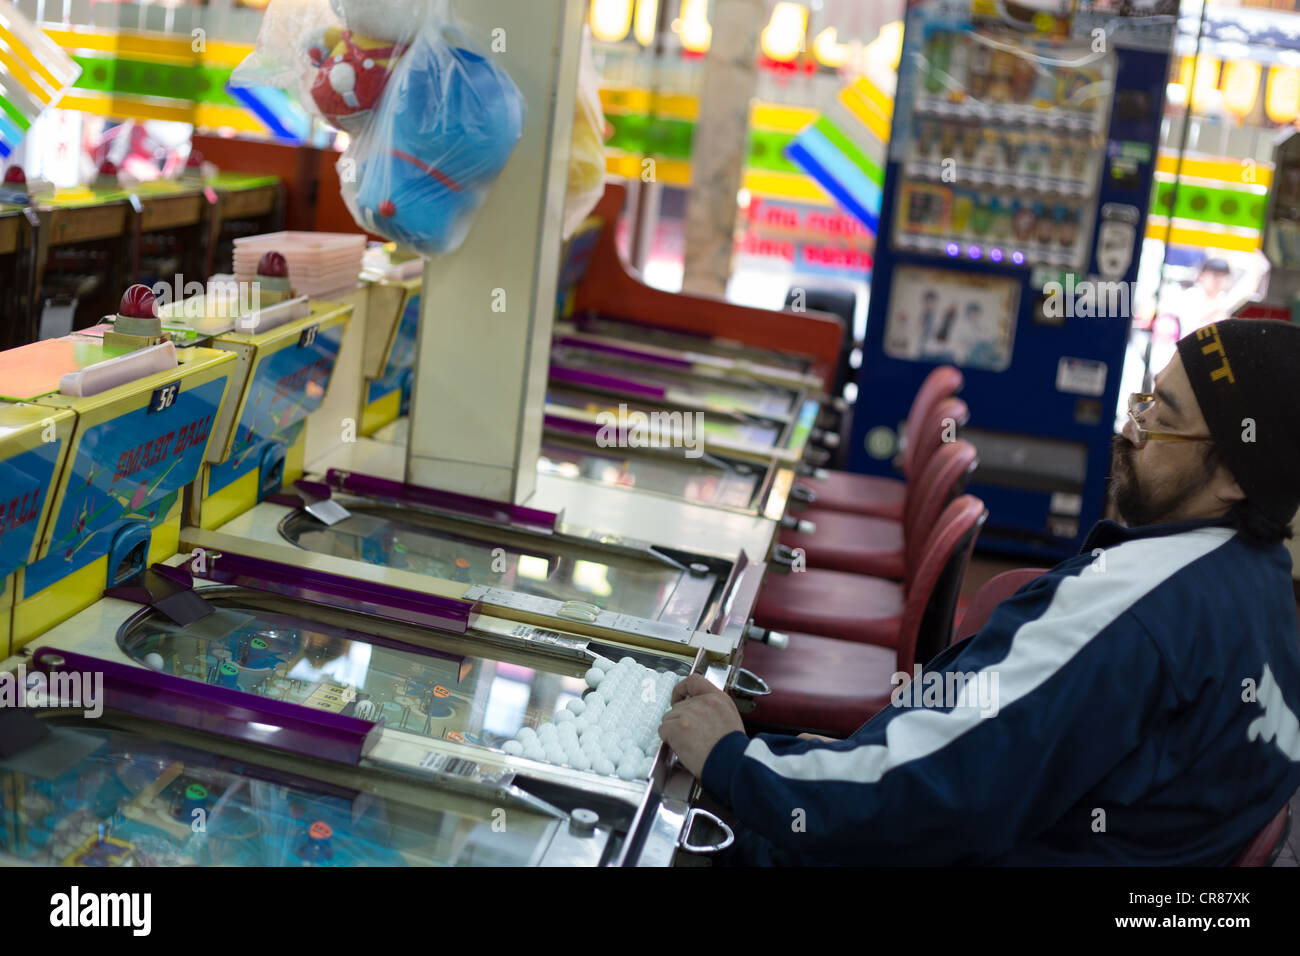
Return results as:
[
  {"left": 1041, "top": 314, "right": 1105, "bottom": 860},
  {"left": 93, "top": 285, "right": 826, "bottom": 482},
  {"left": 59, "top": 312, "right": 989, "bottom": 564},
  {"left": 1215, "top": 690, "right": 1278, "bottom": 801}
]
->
[
  {"left": 0, "top": 720, "right": 555, "bottom": 866},
  {"left": 281, "top": 505, "right": 714, "bottom": 624},
  {"left": 883, "top": 266, "right": 1020, "bottom": 370},
  {"left": 538, "top": 438, "right": 760, "bottom": 509},
  {"left": 546, "top": 388, "right": 784, "bottom": 448},
  {"left": 551, "top": 346, "right": 797, "bottom": 418},
  {"left": 120, "top": 601, "right": 603, "bottom": 751},
  {"left": 575, "top": 317, "right": 812, "bottom": 373}
]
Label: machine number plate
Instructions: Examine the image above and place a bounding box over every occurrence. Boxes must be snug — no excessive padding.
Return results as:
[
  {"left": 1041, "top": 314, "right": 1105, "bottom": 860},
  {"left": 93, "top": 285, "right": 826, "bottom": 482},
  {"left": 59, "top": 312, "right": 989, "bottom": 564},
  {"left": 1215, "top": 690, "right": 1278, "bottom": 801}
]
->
[
  {"left": 508, "top": 624, "right": 586, "bottom": 650},
  {"left": 304, "top": 681, "right": 356, "bottom": 713},
  {"left": 149, "top": 383, "right": 181, "bottom": 413},
  {"left": 467, "top": 587, "right": 695, "bottom": 647}
]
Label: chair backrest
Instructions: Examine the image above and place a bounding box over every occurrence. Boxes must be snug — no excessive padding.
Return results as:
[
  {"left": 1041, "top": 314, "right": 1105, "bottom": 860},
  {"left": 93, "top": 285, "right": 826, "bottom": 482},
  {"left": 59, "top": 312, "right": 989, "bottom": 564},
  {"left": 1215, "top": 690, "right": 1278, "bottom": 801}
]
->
[
  {"left": 1231, "top": 804, "right": 1291, "bottom": 866},
  {"left": 902, "top": 439, "right": 978, "bottom": 583},
  {"left": 896, "top": 495, "right": 987, "bottom": 673},
  {"left": 785, "top": 287, "right": 858, "bottom": 397},
  {"left": 954, "top": 568, "right": 1050, "bottom": 642},
  {"left": 902, "top": 366, "right": 964, "bottom": 480},
  {"left": 901, "top": 395, "right": 968, "bottom": 510}
]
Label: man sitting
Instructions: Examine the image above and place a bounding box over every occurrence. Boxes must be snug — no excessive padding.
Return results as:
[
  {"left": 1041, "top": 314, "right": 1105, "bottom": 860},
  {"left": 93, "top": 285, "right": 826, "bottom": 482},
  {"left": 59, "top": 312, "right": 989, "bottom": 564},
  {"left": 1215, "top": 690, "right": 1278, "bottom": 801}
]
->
[{"left": 659, "top": 320, "right": 1300, "bottom": 865}]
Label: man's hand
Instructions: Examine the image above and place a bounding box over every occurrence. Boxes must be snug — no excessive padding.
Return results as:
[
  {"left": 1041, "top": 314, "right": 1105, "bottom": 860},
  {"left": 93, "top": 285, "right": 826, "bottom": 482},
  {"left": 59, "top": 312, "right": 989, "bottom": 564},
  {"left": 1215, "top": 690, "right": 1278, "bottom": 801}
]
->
[{"left": 658, "top": 674, "right": 745, "bottom": 778}]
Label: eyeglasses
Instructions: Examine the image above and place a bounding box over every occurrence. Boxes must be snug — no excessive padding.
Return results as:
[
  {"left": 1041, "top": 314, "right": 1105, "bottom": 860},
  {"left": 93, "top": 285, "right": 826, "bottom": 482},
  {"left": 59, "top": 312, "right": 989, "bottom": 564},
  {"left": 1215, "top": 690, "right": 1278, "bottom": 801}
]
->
[{"left": 1127, "top": 393, "right": 1213, "bottom": 444}]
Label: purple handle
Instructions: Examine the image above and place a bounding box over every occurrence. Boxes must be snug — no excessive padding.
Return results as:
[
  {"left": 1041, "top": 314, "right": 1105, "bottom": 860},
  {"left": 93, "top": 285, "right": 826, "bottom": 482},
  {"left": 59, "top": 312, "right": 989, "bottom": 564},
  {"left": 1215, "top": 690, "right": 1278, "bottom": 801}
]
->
[
  {"left": 184, "top": 551, "right": 475, "bottom": 634},
  {"left": 553, "top": 335, "right": 694, "bottom": 371},
  {"left": 548, "top": 364, "right": 667, "bottom": 401},
  {"left": 543, "top": 413, "right": 640, "bottom": 447},
  {"left": 322, "top": 471, "right": 557, "bottom": 531},
  {"left": 30, "top": 647, "right": 382, "bottom": 765},
  {"left": 543, "top": 414, "right": 603, "bottom": 439}
]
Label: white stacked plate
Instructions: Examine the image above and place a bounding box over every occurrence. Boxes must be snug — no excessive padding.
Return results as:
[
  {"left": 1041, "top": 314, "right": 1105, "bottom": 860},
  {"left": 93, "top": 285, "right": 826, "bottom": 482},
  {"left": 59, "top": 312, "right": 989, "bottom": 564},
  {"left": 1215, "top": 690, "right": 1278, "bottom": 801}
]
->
[{"left": 234, "top": 231, "right": 367, "bottom": 298}]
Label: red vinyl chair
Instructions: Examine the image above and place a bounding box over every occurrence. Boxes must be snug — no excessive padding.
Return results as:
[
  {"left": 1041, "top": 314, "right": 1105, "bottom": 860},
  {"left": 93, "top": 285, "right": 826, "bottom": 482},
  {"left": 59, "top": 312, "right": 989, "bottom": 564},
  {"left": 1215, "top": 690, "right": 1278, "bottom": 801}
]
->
[
  {"left": 753, "top": 435, "right": 977, "bottom": 647},
  {"left": 1231, "top": 805, "right": 1291, "bottom": 866},
  {"left": 778, "top": 429, "right": 976, "bottom": 578},
  {"left": 791, "top": 365, "right": 963, "bottom": 519},
  {"left": 742, "top": 496, "right": 987, "bottom": 737},
  {"left": 953, "top": 568, "right": 1049, "bottom": 642}
]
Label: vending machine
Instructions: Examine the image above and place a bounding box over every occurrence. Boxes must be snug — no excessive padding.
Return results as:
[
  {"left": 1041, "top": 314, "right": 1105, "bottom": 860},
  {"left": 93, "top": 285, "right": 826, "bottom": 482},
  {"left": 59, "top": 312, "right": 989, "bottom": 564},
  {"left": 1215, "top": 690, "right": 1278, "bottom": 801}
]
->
[{"left": 847, "top": 0, "right": 1175, "bottom": 561}]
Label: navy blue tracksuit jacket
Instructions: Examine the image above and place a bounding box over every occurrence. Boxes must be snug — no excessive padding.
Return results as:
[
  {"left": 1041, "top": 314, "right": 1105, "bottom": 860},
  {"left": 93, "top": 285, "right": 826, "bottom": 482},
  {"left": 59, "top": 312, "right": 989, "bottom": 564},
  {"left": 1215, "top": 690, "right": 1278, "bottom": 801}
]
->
[{"left": 705, "top": 519, "right": 1300, "bottom": 864}]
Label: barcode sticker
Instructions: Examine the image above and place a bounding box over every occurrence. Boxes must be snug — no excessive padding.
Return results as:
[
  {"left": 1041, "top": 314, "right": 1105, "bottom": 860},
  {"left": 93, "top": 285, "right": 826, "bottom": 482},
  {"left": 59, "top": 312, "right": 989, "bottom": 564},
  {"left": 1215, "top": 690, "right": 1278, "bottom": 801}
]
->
[{"left": 417, "top": 752, "right": 481, "bottom": 777}]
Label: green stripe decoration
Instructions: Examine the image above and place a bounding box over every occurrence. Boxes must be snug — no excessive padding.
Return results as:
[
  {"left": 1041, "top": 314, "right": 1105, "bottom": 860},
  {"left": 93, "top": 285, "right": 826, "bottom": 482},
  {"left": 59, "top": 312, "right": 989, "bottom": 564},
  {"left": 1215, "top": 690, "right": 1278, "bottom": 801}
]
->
[
  {"left": 746, "top": 129, "right": 803, "bottom": 174},
  {"left": 604, "top": 111, "right": 805, "bottom": 174},
  {"left": 812, "top": 116, "right": 883, "bottom": 187},
  {"left": 70, "top": 54, "right": 241, "bottom": 108},
  {"left": 606, "top": 113, "right": 694, "bottom": 159},
  {"left": 0, "top": 93, "right": 32, "bottom": 131},
  {"left": 1150, "top": 180, "right": 1267, "bottom": 232}
]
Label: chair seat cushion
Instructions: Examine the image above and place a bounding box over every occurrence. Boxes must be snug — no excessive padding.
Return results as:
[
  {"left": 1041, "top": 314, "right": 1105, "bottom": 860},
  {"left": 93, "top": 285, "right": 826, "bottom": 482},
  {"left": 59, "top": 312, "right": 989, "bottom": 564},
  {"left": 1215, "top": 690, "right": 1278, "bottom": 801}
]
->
[
  {"left": 779, "top": 509, "right": 904, "bottom": 578},
  {"left": 793, "top": 471, "right": 905, "bottom": 519},
  {"left": 754, "top": 567, "right": 904, "bottom": 646},
  {"left": 743, "top": 632, "right": 898, "bottom": 737}
]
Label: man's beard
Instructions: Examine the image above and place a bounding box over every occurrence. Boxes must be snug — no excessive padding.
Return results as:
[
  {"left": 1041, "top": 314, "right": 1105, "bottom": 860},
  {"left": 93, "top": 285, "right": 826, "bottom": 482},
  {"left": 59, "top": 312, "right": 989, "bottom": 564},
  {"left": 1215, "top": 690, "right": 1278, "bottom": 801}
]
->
[{"left": 1108, "top": 436, "right": 1207, "bottom": 527}]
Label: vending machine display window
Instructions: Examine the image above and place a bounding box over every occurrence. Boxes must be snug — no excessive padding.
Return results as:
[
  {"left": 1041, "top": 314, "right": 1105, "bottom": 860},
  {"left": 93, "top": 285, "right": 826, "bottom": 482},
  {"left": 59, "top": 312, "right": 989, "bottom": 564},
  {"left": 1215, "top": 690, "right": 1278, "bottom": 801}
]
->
[
  {"left": 883, "top": 266, "right": 1020, "bottom": 371},
  {"left": 893, "top": 24, "right": 1116, "bottom": 272}
]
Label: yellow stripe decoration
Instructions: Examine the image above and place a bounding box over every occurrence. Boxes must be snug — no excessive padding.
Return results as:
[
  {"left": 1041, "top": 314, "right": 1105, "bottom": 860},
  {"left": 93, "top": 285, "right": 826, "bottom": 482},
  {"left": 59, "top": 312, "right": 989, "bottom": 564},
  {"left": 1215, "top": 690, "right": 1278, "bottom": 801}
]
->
[
  {"left": 742, "top": 169, "right": 833, "bottom": 205},
  {"left": 43, "top": 27, "right": 203, "bottom": 67},
  {"left": 1145, "top": 218, "right": 1262, "bottom": 253},
  {"left": 0, "top": 24, "right": 61, "bottom": 94},
  {"left": 1154, "top": 153, "right": 1273, "bottom": 189},
  {"left": 605, "top": 151, "right": 692, "bottom": 186},
  {"left": 851, "top": 76, "right": 893, "bottom": 120},
  {"left": 837, "top": 82, "right": 891, "bottom": 144},
  {"left": 58, "top": 90, "right": 266, "bottom": 135},
  {"left": 750, "top": 103, "right": 819, "bottom": 133},
  {"left": 0, "top": 40, "right": 48, "bottom": 102}
]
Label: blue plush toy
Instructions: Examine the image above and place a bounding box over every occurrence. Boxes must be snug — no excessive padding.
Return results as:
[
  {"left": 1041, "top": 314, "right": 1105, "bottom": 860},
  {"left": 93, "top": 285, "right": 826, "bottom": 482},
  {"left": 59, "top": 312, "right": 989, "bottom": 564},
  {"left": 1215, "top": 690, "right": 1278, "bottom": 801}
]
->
[{"left": 346, "top": 30, "right": 525, "bottom": 255}]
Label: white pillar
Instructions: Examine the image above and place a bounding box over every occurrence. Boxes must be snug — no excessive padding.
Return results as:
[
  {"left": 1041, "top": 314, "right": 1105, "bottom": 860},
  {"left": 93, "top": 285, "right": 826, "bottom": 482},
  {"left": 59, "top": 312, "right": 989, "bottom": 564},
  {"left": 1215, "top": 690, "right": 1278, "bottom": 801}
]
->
[
  {"left": 680, "top": 0, "right": 764, "bottom": 298},
  {"left": 406, "top": 0, "right": 585, "bottom": 503}
]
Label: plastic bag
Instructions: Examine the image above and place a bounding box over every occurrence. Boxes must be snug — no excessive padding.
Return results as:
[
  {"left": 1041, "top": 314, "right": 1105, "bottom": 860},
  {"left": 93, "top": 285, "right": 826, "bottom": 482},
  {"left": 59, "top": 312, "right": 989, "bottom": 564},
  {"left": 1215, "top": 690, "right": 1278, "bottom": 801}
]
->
[
  {"left": 563, "top": 26, "right": 607, "bottom": 240},
  {"left": 234, "top": 0, "right": 525, "bottom": 256}
]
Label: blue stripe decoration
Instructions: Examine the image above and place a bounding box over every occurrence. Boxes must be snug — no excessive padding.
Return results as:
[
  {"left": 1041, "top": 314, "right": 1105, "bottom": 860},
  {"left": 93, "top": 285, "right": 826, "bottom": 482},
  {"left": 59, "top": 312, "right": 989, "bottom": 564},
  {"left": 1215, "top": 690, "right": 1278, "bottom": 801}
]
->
[
  {"left": 224, "top": 82, "right": 300, "bottom": 143},
  {"left": 796, "top": 127, "right": 884, "bottom": 215},
  {"left": 786, "top": 140, "right": 880, "bottom": 235},
  {"left": 0, "top": 112, "right": 23, "bottom": 151}
]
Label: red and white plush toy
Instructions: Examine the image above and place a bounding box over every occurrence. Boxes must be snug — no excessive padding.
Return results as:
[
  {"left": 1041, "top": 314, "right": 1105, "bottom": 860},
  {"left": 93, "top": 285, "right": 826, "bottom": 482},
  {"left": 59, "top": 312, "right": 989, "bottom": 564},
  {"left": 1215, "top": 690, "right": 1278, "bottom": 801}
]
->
[{"left": 304, "top": 0, "right": 429, "bottom": 133}]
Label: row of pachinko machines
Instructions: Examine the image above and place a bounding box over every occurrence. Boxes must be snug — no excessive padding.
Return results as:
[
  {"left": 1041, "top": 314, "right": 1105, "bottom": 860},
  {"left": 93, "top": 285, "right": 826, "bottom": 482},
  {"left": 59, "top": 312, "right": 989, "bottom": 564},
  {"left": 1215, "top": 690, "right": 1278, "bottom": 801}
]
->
[{"left": 0, "top": 211, "right": 848, "bottom": 867}]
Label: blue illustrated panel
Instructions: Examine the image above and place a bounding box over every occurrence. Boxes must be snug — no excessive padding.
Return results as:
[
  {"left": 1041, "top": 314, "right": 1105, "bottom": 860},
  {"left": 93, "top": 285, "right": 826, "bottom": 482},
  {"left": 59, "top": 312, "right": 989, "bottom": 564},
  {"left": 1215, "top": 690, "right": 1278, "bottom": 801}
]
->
[
  {"left": 0, "top": 443, "right": 65, "bottom": 580},
  {"left": 366, "top": 294, "right": 420, "bottom": 407},
  {"left": 207, "top": 323, "right": 345, "bottom": 497},
  {"left": 24, "top": 376, "right": 229, "bottom": 595}
]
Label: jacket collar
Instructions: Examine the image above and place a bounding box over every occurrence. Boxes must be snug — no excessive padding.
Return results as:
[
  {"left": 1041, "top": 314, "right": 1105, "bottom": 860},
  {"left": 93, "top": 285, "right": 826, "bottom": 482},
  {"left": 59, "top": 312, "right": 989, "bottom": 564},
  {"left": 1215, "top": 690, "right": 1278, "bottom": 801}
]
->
[{"left": 1080, "top": 517, "right": 1236, "bottom": 553}]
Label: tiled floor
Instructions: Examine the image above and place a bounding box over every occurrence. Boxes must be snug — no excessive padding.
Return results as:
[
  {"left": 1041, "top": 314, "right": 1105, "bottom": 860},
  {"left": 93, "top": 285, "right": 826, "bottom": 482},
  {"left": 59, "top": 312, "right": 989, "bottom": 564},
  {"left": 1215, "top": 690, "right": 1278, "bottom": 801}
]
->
[{"left": 964, "top": 554, "right": 1299, "bottom": 866}]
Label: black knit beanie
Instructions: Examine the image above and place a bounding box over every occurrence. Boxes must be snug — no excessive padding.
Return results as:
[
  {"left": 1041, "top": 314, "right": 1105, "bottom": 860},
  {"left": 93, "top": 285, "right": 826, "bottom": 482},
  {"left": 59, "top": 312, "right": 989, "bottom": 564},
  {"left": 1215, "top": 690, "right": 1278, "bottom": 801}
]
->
[{"left": 1176, "top": 319, "right": 1300, "bottom": 527}]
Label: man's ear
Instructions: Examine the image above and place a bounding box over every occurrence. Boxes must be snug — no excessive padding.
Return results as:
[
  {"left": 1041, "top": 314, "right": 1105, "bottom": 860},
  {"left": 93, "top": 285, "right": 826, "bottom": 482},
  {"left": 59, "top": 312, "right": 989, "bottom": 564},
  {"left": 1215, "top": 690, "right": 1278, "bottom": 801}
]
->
[{"left": 1214, "top": 471, "right": 1246, "bottom": 505}]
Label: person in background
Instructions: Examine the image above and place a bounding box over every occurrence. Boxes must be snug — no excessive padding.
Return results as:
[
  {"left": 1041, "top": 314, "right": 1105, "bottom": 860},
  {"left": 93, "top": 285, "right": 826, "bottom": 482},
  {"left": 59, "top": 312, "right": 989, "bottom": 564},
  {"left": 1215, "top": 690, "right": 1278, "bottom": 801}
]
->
[
  {"left": 1176, "top": 258, "right": 1235, "bottom": 335},
  {"left": 659, "top": 319, "right": 1300, "bottom": 865}
]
